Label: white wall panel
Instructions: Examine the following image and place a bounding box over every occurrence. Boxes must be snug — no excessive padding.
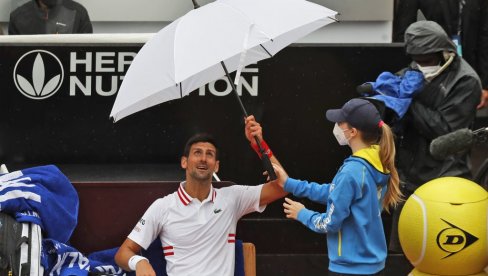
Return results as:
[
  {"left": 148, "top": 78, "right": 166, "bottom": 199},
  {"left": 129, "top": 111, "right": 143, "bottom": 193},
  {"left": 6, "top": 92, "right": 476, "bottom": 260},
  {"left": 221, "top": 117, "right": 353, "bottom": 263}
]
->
[{"left": 0, "top": 0, "right": 394, "bottom": 43}]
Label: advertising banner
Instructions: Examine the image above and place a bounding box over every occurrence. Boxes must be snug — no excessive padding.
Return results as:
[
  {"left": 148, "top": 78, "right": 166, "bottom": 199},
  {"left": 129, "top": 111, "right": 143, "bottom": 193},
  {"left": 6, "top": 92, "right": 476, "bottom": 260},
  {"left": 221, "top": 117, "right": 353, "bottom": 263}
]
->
[{"left": 0, "top": 44, "right": 407, "bottom": 184}]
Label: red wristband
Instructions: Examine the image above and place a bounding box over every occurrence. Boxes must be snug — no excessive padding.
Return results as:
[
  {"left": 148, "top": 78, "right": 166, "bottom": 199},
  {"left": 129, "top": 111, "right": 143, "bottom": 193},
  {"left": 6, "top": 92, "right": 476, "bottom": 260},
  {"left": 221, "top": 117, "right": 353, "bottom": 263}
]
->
[{"left": 251, "top": 139, "right": 273, "bottom": 159}]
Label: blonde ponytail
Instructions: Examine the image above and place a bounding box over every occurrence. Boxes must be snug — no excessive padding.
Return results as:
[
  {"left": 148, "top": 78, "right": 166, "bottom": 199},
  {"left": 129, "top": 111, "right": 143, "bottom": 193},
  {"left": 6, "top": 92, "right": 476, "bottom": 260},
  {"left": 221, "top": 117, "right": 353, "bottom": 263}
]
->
[{"left": 378, "top": 123, "right": 402, "bottom": 212}]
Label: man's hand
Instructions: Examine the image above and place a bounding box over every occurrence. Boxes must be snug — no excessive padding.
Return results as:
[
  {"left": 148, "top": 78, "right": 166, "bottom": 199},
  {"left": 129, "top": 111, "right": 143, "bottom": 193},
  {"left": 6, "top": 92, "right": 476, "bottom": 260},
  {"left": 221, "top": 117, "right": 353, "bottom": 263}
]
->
[
  {"left": 244, "top": 115, "right": 262, "bottom": 145},
  {"left": 136, "top": 259, "right": 156, "bottom": 276},
  {"left": 283, "top": 197, "right": 305, "bottom": 220},
  {"left": 477, "top": 89, "right": 488, "bottom": 109}
]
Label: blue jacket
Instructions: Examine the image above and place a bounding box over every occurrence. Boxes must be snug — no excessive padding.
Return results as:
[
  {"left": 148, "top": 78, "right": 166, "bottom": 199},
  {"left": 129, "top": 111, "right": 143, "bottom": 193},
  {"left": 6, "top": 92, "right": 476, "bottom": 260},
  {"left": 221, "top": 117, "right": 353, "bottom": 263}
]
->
[
  {"left": 365, "top": 70, "right": 423, "bottom": 119},
  {"left": 284, "top": 146, "right": 389, "bottom": 274}
]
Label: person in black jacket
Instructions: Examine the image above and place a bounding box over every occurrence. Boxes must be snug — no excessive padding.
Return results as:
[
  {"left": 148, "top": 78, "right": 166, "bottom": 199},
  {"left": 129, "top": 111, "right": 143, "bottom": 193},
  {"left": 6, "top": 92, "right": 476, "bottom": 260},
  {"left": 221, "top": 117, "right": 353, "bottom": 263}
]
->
[
  {"left": 393, "top": 0, "right": 488, "bottom": 109},
  {"left": 398, "top": 20, "right": 480, "bottom": 191},
  {"left": 8, "top": 0, "right": 92, "bottom": 34},
  {"left": 389, "top": 20, "right": 481, "bottom": 252}
]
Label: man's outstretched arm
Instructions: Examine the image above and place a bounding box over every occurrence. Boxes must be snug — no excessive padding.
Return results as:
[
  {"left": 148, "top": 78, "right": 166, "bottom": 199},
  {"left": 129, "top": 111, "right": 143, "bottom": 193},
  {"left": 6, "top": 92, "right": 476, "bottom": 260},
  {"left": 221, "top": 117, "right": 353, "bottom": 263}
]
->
[{"left": 244, "top": 115, "right": 288, "bottom": 206}]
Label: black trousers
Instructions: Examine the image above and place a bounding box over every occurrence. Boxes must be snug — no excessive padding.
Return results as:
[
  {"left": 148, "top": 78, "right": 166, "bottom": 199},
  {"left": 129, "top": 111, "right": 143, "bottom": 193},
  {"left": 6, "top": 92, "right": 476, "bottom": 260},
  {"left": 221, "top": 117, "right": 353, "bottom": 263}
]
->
[
  {"left": 329, "top": 270, "right": 384, "bottom": 276},
  {"left": 389, "top": 182, "right": 416, "bottom": 252}
]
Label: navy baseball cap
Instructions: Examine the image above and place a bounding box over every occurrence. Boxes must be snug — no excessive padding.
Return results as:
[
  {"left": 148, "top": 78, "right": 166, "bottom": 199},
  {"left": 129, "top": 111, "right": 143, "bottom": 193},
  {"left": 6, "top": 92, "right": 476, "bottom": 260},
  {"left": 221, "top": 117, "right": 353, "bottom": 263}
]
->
[{"left": 326, "top": 98, "right": 383, "bottom": 133}]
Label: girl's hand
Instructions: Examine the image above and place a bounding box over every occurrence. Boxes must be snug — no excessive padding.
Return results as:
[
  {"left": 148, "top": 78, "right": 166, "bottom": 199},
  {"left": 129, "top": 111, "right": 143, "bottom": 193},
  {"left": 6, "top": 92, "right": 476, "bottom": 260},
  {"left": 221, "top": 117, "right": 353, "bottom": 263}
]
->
[
  {"left": 283, "top": 197, "right": 305, "bottom": 220},
  {"left": 265, "top": 163, "right": 288, "bottom": 187}
]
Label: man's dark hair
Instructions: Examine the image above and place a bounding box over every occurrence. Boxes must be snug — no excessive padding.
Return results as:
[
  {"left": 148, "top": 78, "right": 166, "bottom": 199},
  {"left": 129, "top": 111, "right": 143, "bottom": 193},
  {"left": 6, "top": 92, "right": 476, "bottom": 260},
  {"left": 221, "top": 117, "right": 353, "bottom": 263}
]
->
[{"left": 182, "top": 133, "right": 219, "bottom": 159}]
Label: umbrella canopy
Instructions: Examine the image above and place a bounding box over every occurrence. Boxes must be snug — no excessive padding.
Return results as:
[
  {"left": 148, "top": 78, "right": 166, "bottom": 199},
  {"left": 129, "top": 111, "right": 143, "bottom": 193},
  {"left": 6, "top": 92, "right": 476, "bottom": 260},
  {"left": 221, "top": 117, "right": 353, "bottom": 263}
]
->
[{"left": 110, "top": 0, "right": 337, "bottom": 121}]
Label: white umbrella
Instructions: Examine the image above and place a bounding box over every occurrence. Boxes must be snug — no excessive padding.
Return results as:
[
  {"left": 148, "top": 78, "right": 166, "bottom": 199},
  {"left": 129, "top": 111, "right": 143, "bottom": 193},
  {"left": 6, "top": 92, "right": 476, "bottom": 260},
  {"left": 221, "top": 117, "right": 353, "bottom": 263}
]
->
[
  {"left": 110, "top": 0, "right": 337, "bottom": 121},
  {"left": 110, "top": 0, "right": 337, "bottom": 179}
]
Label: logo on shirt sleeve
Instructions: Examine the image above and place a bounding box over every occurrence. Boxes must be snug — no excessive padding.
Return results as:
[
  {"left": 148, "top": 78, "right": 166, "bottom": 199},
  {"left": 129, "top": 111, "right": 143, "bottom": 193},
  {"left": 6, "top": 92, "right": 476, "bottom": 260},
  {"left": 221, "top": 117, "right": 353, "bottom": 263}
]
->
[{"left": 133, "top": 218, "right": 145, "bottom": 232}]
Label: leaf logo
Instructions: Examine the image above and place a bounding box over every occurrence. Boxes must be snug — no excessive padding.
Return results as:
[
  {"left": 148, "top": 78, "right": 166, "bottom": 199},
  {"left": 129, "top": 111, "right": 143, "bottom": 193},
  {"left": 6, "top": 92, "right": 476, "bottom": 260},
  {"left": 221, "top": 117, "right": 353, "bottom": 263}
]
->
[{"left": 13, "top": 50, "right": 64, "bottom": 100}]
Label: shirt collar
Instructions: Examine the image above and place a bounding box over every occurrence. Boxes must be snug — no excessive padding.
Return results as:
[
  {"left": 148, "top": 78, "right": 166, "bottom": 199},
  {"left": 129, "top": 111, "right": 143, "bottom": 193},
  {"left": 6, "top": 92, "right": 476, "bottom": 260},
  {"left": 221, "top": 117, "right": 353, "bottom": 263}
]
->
[
  {"left": 177, "top": 182, "right": 217, "bottom": 206},
  {"left": 352, "top": 145, "right": 386, "bottom": 173}
]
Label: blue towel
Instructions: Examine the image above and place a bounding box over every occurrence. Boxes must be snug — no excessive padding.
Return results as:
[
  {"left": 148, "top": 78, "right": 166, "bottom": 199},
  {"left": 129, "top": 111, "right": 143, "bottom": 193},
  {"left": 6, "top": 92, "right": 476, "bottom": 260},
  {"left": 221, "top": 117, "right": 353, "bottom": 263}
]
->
[
  {"left": 41, "top": 239, "right": 90, "bottom": 276},
  {"left": 42, "top": 239, "right": 128, "bottom": 276},
  {"left": 88, "top": 248, "right": 129, "bottom": 275},
  {"left": 0, "top": 165, "right": 78, "bottom": 243},
  {"left": 364, "top": 70, "right": 424, "bottom": 118}
]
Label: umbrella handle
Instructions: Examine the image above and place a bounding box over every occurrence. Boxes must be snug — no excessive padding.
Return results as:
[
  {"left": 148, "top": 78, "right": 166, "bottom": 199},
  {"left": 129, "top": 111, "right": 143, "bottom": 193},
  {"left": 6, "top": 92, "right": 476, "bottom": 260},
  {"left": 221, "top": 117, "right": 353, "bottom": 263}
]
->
[
  {"left": 254, "top": 136, "right": 277, "bottom": 181},
  {"left": 221, "top": 61, "right": 276, "bottom": 181}
]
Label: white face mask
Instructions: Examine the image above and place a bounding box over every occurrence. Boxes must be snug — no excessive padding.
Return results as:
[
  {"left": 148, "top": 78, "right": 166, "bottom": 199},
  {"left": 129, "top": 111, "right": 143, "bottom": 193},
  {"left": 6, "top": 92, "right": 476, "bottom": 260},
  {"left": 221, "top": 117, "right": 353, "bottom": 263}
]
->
[
  {"left": 417, "top": 64, "right": 441, "bottom": 78},
  {"left": 333, "top": 123, "right": 350, "bottom": 146}
]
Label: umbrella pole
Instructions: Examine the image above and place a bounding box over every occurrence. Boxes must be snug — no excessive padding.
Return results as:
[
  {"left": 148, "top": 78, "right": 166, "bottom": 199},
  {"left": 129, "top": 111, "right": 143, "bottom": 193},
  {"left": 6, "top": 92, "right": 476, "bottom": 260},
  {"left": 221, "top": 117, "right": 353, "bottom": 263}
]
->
[
  {"left": 220, "top": 61, "right": 277, "bottom": 181},
  {"left": 220, "top": 61, "right": 249, "bottom": 117}
]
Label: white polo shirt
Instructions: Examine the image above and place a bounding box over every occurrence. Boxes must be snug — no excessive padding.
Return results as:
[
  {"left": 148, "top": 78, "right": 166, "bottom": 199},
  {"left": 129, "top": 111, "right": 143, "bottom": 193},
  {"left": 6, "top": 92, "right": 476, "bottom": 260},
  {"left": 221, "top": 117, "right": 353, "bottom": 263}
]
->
[{"left": 128, "top": 182, "right": 265, "bottom": 276}]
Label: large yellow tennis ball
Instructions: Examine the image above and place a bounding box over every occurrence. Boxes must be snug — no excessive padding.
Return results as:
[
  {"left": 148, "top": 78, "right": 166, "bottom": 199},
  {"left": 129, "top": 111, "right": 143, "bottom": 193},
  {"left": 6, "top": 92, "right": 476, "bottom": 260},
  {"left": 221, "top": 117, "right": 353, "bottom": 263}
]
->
[
  {"left": 398, "top": 177, "right": 488, "bottom": 275},
  {"left": 409, "top": 268, "right": 488, "bottom": 276}
]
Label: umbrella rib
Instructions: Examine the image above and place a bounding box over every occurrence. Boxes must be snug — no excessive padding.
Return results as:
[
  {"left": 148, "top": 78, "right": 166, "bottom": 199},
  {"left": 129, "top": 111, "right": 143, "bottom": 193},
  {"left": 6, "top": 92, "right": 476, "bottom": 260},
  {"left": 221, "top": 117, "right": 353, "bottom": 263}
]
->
[
  {"left": 259, "top": 44, "right": 273, "bottom": 58},
  {"left": 328, "top": 16, "right": 339, "bottom": 22}
]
